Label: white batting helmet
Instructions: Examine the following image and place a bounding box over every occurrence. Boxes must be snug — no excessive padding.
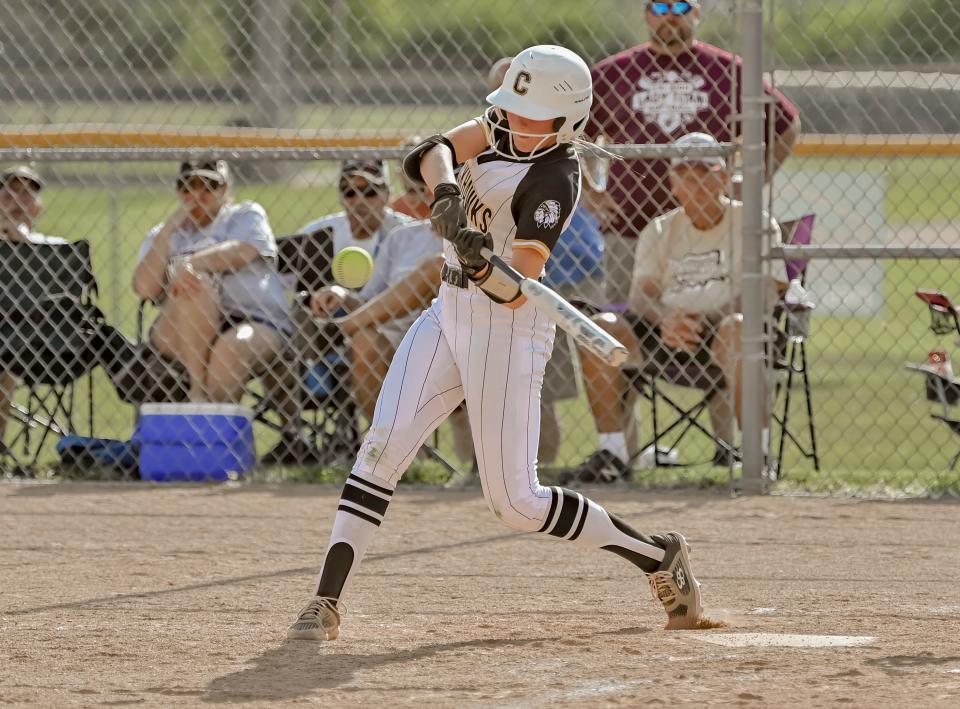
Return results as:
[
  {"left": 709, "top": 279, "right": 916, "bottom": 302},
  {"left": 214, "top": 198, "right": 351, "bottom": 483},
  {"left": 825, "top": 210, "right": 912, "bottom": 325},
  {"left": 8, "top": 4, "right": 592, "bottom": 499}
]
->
[{"left": 484, "top": 45, "right": 593, "bottom": 160}]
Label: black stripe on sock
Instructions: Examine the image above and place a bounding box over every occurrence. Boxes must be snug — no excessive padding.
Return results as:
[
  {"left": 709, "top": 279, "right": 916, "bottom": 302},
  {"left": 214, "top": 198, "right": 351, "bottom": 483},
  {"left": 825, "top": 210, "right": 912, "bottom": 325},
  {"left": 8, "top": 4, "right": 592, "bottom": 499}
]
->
[
  {"left": 337, "top": 504, "right": 381, "bottom": 527},
  {"left": 348, "top": 473, "right": 394, "bottom": 497},
  {"left": 537, "top": 487, "right": 559, "bottom": 533},
  {"left": 315, "top": 542, "right": 355, "bottom": 599},
  {"left": 341, "top": 482, "right": 390, "bottom": 516},
  {"left": 601, "top": 544, "right": 660, "bottom": 574},
  {"left": 569, "top": 499, "right": 589, "bottom": 541},
  {"left": 549, "top": 489, "right": 581, "bottom": 538}
]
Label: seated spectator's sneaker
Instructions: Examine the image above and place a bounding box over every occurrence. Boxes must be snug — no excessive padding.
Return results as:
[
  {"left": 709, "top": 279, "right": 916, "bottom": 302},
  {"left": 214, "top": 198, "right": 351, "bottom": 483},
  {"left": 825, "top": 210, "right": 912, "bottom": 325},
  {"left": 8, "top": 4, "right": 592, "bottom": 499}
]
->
[
  {"left": 648, "top": 532, "right": 703, "bottom": 630},
  {"left": 559, "top": 449, "right": 630, "bottom": 486},
  {"left": 288, "top": 596, "right": 340, "bottom": 641},
  {"left": 259, "top": 432, "right": 324, "bottom": 467},
  {"left": 712, "top": 444, "right": 741, "bottom": 468}
]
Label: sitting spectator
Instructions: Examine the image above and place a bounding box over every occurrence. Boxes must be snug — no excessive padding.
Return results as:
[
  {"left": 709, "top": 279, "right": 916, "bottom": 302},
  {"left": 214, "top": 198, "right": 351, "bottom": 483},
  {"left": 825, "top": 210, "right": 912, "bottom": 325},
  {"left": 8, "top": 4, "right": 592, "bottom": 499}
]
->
[
  {"left": 132, "top": 160, "right": 290, "bottom": 404},
  {"left": 566, "top": 133, "right": 785, "bottom": 483},
  {"left": 307, "top": 218, "right": 443, "bottom": 422},
  {"left": 300, "top": 159, "right": 412, "bottom": 260},
  {"left": 260, "top": 161, "right": 415, "bottom": 464},
  {"left": 0, "top": 166, "right": 67, "bottom": 457}
]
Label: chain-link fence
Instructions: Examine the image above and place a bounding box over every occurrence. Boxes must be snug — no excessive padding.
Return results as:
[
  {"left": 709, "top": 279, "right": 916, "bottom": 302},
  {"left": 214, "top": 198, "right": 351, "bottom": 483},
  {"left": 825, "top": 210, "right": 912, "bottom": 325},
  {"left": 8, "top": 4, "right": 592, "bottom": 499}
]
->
[{"left": 1, "top": 0, "right": 958, "bottom": 495}]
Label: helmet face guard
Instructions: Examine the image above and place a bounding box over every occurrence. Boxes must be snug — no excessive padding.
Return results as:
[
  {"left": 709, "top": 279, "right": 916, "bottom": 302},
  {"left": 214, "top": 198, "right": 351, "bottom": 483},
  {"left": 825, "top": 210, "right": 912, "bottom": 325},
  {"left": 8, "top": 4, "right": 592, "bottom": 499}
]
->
[
  {"left": 483, "top": 45, "right": 593, "bottom": 161},
  {"left": 482, "top": 107, "right": 565, "bottom": 161}
]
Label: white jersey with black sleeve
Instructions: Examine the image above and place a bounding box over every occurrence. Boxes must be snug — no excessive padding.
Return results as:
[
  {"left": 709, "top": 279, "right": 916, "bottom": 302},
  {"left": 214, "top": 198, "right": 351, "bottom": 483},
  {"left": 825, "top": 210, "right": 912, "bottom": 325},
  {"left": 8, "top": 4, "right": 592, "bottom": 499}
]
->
[{"left": 449, "top": 115, "right": 582, "bottom": 268}]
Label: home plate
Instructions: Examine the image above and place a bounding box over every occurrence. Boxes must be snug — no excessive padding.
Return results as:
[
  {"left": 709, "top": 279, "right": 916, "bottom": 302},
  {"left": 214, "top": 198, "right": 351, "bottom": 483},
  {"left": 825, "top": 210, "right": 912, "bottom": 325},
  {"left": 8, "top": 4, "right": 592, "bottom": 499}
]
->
[{"left": 696, "top": 633, "right": 875, "bottom": 648}]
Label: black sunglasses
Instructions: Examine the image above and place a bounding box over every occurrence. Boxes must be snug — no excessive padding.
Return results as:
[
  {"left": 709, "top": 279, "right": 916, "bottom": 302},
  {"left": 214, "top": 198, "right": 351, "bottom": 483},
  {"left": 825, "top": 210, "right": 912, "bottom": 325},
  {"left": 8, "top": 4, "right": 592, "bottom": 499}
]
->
[
  {"left": 339, "top": 182, "right": 384, "bottom": 199},
  {"left": 176, "top": 177, "right": 222, "bottom": 193}
]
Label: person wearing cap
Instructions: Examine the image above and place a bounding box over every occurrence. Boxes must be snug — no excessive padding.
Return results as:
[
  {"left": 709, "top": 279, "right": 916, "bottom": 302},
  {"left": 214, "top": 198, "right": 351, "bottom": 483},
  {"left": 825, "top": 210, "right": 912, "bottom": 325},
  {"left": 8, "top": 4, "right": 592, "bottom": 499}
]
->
[
  {"left": 0, "top": 166, "right": 66, "bottom": 245},
  {"left": 260, "top": 160, "right": 414, "bottom": 465},
  {"left": 132, "top": 160, "right": 291, "bottom": 404},
  {"left": 587, "top": 0, "right": 800, "bottom": 304},
  {"left": 564, "top": 132, "right": 787, "bottom": 484},
  {"left": 298, "top": 159, "right": 412, "bottom": 258},
  {"left": 0, "top": 165, "right": 68, "bottom": 455}
]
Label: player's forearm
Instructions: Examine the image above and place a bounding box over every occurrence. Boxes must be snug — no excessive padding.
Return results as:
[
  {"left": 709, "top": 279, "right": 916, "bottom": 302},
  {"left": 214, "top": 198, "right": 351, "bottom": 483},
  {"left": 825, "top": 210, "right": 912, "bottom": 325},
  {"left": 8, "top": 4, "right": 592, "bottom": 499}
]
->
[
  {"left": 420, "top": 145, "right": 458, "bottom": 193},
  {"left": 497, "top": 247, "right": 549, "bottom": 310},
  {"left": 187, "top": 240, "right": 261, "bottom": 274}
]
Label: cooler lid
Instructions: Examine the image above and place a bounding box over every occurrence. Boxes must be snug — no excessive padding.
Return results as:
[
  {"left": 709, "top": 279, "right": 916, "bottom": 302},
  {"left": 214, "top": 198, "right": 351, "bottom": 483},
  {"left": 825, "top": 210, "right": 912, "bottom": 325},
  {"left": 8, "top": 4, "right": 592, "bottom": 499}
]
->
[{"left": 140, "top": 403, "right": 254, "bottom": 419}]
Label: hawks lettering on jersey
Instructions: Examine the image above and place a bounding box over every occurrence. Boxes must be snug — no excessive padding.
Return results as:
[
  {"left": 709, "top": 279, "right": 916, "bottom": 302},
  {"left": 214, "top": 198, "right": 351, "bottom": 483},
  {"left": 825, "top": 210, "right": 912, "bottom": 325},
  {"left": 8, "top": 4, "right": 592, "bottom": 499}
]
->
[{"left": 458, "top": 169, "right": 494, "bottom": 233}]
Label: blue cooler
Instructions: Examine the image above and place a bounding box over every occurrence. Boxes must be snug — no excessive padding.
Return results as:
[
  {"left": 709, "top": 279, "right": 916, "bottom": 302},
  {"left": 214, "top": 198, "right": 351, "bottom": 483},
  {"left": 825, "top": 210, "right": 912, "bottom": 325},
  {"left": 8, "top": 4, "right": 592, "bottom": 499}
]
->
[{"left": 138, "top": 403, "right": 255, "bottom": 482}]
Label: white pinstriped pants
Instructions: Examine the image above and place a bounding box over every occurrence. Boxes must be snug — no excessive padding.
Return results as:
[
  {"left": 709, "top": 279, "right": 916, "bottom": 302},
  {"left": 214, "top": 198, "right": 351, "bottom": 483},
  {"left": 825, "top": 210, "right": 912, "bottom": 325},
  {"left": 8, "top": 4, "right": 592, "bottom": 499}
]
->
[{"left": 353, "top": 282, "right": 557, "bottom": 531}]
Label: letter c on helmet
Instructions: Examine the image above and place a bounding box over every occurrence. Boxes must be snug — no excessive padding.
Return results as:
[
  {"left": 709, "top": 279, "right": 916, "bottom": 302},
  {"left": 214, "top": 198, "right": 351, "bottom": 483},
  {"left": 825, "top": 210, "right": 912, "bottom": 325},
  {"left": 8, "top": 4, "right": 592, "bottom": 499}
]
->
[{"left": 512, "top": 71, "right": 531, "bottom": 96}]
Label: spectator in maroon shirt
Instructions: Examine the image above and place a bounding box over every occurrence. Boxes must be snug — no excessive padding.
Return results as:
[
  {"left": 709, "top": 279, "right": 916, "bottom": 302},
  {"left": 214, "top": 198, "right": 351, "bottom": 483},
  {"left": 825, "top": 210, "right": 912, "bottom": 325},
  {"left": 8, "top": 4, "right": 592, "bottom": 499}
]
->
[{"left": 587, "top": 0, "right": 801, "bottom": 303}]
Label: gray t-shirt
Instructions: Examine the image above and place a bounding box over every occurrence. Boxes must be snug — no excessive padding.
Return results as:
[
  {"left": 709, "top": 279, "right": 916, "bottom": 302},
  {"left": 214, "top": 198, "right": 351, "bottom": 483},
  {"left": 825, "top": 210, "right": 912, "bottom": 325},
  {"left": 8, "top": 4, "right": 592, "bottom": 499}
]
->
[{"left": 138, "top": 201, "right": 291, "bottom": 333}]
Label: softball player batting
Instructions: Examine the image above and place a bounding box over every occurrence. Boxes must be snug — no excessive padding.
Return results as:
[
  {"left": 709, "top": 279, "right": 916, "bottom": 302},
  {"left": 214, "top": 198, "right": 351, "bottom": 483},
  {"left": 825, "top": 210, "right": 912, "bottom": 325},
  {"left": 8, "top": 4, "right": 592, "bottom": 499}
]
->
[{"left": 289, "top": 45, "right": 705, "bottom": 640}]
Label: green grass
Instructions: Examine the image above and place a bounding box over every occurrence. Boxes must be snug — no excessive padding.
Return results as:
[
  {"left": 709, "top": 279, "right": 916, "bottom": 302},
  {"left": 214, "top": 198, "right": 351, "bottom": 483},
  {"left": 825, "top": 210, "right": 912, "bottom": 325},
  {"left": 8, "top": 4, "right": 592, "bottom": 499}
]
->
[{"left": 6, "top": 157, "right": 960, "bottom": 495}]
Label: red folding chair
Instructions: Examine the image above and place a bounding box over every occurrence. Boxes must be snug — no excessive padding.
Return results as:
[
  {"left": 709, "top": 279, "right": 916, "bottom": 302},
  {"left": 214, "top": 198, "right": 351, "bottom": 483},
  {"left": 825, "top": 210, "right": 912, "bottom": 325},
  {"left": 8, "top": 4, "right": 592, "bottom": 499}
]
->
[{"left": 906, "top": 289, "right": 960, "bottom": 470}]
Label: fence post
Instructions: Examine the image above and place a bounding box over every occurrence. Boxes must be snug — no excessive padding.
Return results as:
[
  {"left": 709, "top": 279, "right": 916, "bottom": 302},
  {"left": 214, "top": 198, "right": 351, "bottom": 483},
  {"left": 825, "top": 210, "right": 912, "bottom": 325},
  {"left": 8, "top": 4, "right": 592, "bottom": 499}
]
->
[
  {"left": 249, "top": 0, "right": 294, "bottom": 130},
  {"left": 739, "top": 0, "right": 768, "bottom": 494}
]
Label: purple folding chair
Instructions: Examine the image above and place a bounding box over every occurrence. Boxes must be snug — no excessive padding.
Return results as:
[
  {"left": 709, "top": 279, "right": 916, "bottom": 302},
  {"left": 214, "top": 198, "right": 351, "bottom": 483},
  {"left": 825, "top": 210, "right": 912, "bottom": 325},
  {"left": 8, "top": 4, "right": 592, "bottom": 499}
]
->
[{"left": 772, "top": 214, "right": 820, "bottom": 476}]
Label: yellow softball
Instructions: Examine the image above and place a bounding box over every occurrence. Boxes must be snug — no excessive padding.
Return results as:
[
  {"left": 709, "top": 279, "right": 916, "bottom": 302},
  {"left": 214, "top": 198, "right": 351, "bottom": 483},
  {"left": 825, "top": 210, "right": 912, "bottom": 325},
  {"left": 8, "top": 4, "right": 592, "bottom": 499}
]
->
[{"left": 332, "top": 246, "right": 374, "bottom": 289}]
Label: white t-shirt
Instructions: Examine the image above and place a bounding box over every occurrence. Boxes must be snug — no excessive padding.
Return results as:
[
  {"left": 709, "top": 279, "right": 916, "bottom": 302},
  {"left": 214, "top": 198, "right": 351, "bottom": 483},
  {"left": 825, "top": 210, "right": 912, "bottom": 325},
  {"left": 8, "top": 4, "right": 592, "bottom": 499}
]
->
[
  {"left": 138, "top": 201, "right": 291, "bottom": 333},
  {"left": 297, "top": 208, "right": 413, "bottom": 261},
  {"left": 629, "top": 199, "right": 785, "bottom": 315},
  {"left": 358, "top": 219, "right": 442, "bottom": 346}
]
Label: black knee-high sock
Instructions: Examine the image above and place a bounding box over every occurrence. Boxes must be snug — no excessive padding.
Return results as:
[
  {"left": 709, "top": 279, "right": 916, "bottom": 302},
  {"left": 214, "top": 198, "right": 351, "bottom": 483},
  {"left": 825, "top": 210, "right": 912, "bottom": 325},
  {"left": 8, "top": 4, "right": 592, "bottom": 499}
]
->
[
  {"left": 538, "top": 487, "right": 665, "bottom": 573},
  {"left": 314, "top": 474, "right": 395, "bottom": 601}
]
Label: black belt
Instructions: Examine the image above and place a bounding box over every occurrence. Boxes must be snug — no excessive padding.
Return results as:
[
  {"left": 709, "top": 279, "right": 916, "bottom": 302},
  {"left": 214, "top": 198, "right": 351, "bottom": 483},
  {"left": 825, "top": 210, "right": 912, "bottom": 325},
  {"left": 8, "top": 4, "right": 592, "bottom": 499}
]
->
[{"left": 440, "top": 263, "right": 468, "bottom": 289}]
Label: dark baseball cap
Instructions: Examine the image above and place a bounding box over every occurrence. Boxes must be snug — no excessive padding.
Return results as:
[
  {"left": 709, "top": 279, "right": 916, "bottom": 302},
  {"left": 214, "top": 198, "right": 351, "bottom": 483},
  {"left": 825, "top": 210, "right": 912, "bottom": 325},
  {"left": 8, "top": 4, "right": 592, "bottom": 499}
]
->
[
  {"left": 339, "top": 159, "right": 388, "bottom": 186},
  {"left": 177, "top": 160, "right": 229, "bottom": 187},
  {"left": 1, "top": 165, "right": 44, "bottom": 191}
]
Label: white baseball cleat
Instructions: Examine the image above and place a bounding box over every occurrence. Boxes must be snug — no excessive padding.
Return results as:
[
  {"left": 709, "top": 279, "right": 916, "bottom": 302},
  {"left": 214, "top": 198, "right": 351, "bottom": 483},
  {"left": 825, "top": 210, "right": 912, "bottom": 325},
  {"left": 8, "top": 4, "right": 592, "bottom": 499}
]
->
[
  {"left": 288, "top": 596, "right": 340, "bottom": 641},
  {"left": 648, "top": 532, "right": 703, "bottom": 630}
]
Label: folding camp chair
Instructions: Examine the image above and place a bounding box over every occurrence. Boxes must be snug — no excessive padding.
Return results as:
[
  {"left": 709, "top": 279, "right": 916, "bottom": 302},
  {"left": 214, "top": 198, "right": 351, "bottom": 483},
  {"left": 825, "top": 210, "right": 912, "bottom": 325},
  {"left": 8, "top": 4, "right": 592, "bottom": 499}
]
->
[
  {"left": 0, "top": 240, "right": 100, "bottom": 473},
  {"left": 565, "top": 298, "right": 738, "bottom": 474},
  {"left": 622, "top": 330, "right": 739, "bottom": 471},
  {"left": 260, "top": 227, "right": 360, "bottom": 464},
  {"left": 579, "top": 214, "right": 820, "bottom": 477},
  {"left": 771, "top": 214, "right": 820, "bottom": 475},
  {"left": 905, "top": 289, "right": 960, "bottom": 470},
  {"left": 265, "top": 227, "right": 459, "bottom": 473}
]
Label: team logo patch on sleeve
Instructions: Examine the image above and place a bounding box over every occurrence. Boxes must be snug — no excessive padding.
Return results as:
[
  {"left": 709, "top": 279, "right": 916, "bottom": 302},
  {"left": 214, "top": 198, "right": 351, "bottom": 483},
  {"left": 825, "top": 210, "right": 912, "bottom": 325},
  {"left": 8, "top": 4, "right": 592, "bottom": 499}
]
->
[{"left": 534, "top": 200, "right": 561, "bottom": 229}]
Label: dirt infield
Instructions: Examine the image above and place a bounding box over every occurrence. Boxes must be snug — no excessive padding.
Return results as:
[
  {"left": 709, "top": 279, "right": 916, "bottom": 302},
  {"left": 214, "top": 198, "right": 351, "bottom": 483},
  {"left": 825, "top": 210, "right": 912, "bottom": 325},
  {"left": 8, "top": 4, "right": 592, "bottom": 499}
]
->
[{"left": 3, "top": 483, "right": 959, "bottom": 708}]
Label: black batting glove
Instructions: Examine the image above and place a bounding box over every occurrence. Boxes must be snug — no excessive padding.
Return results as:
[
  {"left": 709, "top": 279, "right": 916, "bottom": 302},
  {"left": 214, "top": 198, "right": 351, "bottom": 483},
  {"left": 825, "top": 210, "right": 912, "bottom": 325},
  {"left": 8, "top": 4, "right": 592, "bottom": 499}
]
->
[
  {"left": 430, "top": 182, "right": 466, "bottom": 241},
  {"left": 449, "top": 227, "right": 493, "bottom": 276}
]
